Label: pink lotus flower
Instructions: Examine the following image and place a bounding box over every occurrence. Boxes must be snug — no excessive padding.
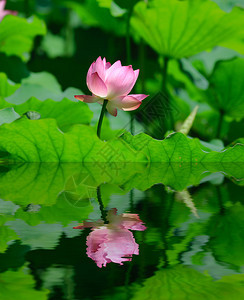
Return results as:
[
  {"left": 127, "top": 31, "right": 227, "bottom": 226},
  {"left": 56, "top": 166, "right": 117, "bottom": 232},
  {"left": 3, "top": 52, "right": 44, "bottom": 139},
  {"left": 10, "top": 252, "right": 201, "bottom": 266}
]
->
[
  {"left": 0, "top": 0, "right": 17, "bottom": 21},
  {"left": 74, "top": 209, "right": 146, "bottom": 267},
  {"left": 74, "top": 57, "right": 148, "bottom": 116}
]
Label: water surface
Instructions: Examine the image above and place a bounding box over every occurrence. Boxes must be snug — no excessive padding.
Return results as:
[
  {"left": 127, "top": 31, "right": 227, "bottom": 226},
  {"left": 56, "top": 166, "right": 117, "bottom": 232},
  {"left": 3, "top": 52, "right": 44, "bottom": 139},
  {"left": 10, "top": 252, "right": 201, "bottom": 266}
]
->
[{"left": 0, "top": 163, "right": 243, "bottom": 299}]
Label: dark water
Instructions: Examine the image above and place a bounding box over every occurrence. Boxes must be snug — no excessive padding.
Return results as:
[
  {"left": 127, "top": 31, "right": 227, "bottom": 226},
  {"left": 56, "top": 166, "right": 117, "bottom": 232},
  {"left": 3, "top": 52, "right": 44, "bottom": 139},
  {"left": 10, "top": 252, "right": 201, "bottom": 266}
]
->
[{"left": 0, "top": 163, "right": 243, "bottom": 299}]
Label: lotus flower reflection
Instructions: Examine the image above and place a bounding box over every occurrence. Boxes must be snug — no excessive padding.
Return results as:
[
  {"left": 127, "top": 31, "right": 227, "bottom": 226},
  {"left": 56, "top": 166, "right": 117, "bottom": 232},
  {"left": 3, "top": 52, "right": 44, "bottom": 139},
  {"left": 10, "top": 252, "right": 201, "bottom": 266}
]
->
[
  {"left": 75, "top": 57, "right": 148, "bottom": 116},
  {"left": 74, "top": 209, "right": 146, "bottom": 268},
  {"left": 0, "top": 0, "right": 17, "bottom": 21}
]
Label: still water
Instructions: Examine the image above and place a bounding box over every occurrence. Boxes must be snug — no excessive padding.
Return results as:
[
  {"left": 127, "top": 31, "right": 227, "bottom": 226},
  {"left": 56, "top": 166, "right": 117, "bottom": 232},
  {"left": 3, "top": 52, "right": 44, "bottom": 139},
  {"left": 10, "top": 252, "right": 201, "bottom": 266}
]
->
[{"left": 0, "top": 163, "right": 243, "bottom": 299}]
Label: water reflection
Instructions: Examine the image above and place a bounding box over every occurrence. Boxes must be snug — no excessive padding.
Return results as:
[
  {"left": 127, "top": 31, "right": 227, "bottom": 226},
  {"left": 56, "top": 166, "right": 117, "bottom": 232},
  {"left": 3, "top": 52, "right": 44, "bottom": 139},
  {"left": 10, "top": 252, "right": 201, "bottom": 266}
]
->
[
  {"left": 176, "top": 189, "right": 199, "bottom": 218},
  {"left": 0, "top": 162, "right": 243, "bottom": 299},
  {"left": 74, "top": 208, "right": 146, "bottom": 268},
  {"left": 0, "top": 162, "right": 242, "bottom": 207}
]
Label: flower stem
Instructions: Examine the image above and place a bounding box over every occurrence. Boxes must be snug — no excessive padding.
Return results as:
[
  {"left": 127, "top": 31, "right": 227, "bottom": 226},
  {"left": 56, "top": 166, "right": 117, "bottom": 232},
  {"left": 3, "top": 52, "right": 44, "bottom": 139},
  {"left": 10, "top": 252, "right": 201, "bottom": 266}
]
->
[
  {"left": 97, "top": 186, "right": 108, "bottom": 224},
  {"left": 162, "top": 56, "right": 174, "bottom": 131},
  {"left": 97, "top": 100, "right": 108, "bottom": 139},
  {"left": 129, "top": 189, "right": 134, "bottom": 212},
  {"left": 162, "top": 56, "right": 169, "bottom": 93}
]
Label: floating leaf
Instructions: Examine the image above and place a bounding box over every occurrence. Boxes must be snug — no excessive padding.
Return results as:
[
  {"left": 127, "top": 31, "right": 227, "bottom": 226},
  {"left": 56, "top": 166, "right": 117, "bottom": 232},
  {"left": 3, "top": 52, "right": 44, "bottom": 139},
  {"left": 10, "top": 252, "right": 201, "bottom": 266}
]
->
[
  {"left": 0, "top": 118, "right": 145, "bottom": 162},
  {"left": 1, "top": 97, "right": 93, "bottom": 131},
  {"left": 0, "top": 118, "right": 243, "bottom": 163},
  {"left": 131, "top": 0, "right": 244, "bottom": 58}
]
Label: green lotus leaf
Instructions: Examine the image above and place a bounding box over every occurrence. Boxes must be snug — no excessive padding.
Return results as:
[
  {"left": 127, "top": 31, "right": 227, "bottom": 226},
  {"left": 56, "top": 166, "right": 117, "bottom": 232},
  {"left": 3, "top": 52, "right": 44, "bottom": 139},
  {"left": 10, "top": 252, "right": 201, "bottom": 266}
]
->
[
  {"left": 65, "top": 0, "right": 126, "bottom": 35},
  {"left": 5, "top": 72, "right": 76, "bottom": 104},
  {"left": 0, "top": 73, "right": 20, "bottom": 98},
  {"left": 206, "top": 58, "right": 244, "bottom": 120},
  {"left": 0, "top": 15, "right": 46, "bottom": 60},
  {"left": 131, "top": 0, "right": 244, "bottom": 58},
  {"left": 0, "top": 118, "right": 243, "bottom": 163},
  {"left": 0, "top": 97, "right": 92, "bottom": 131}
]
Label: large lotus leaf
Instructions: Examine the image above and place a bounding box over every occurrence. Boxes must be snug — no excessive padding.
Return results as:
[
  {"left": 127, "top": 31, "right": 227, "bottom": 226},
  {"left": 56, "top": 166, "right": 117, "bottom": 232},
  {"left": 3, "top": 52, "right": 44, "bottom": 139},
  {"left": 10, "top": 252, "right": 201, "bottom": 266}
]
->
[
  {"left": 0, "top": 97, "right": 92, "bottom": 131},
  {"left": 119, "top": 130, "right": 244, "bottom": 163},
  {"left": 131, "top": 265, "right": 244, "bottom": 300},
  {"left": 0, "top": 267, "right": 48, "bottom": 299},
  {"left": 0, "top": 118, "right": 147, "bottom": 162},
  {"left": 206, "top": 58, "right": 244, "bottom": 120},
  {"left": 0, "top": 118, "right": 243, "bottom": 163},
  {"left": 131, "top": 0, "right": 244, "bottom": 58},
  {"left": 0, "top": 15, "right": 46, "bottom": 60},
  {"left": 207, "top": 203, "right": 244, "bottom": 266}
]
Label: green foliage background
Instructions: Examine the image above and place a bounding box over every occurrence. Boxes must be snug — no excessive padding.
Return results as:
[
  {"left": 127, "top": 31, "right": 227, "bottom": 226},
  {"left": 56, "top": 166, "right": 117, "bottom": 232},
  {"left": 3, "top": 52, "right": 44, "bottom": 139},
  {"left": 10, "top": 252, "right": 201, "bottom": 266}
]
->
[{"left": 0, "top": 0, "right": 244, "bottom": 299}]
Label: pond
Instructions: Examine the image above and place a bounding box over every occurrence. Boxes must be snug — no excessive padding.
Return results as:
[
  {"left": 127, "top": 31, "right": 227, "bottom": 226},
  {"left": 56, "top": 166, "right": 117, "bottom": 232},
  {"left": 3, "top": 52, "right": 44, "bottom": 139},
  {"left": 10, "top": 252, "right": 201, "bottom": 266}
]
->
[{"left": 0, "top": 162, "right": 243, "bottom": 299}]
